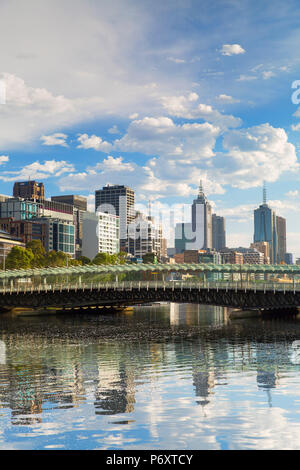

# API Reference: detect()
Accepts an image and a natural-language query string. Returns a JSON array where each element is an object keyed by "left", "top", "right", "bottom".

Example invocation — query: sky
[{"left": 1, "top": 0, "right": 300, "bottom": 256}]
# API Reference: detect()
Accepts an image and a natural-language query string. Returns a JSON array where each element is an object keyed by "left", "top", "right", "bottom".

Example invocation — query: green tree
[
  {"left": 93, "top": 252, "right": 111, "bottom": 265},
  {"left": 117, "top": 251, "right": 128, "bottom": 264},
  {"left": 142, "top": 252, "right": 157, "bottom": 264},
  {"left": 5, "top": 246, "right": 34, "bottom": 270},
  {"left": 44, "top": 250, "right": 67, "bottom": 267},
  {"left": 26, "top": 240, "right": 46, "bottom": 267},
  {"left": 78, "top": 255, "right": 91, "bottom": 265}
]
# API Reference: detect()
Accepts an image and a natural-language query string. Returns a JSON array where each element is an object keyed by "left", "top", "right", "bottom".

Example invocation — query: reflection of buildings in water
[
  {"left": 256, "top": 370, "right": 279, "bottom": 408},
  {"left": 3, "top": 369, "right": 43, "bottom": 425},
  {"left": 169, "top": 303, "right": 227, "bottom": 326},
  {"left": 0, "top": 340, "right": 6, "bottom": 365},
  {"left": 173, "top": 334, "right": 230, "bottom": 408},
  {"left": 255, "top": 343, "right": 280, "bottom": 391},
  {"left": 170, "top": 303, "right": 188, "bottom": 326},
  {"left": 257, "top": 370, "right": 279, "bottom": 389},
  {"left": 0, "top": 336, "right": 88, "bottom": 425},
  {"left": 193, "top": 369, "right": 215, "bottom": 406},
  {"left": 94, "top": 363, "right": 136, "bottom": 415}
]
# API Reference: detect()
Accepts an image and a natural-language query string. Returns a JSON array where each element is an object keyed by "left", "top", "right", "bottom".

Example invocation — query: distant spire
[
  {"left": 199, "top": 179, "right": 204, "bottom": 196},
  {"left": 263, "top": 181, "right": 267, "bottom": 204}
]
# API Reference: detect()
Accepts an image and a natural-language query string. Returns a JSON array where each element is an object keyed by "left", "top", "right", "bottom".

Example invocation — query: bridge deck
[{"left": 0, "top": 281, "right": 300, "bottom": 310}]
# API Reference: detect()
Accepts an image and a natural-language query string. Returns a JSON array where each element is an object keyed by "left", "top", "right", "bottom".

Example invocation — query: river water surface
[{"left": 0, "top": 303, "right": 300, "bottom": 450}]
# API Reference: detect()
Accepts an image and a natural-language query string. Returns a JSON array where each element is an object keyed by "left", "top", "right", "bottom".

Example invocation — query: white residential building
[{"left": 82, "top": 211, "right": 120, "bottom": 260}]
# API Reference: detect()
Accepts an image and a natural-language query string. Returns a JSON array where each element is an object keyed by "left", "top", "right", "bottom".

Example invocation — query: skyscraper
[
  {"left": 284, "top": 253, "right": 293, "bottom": 265},
  {"left": 175, "top": 222, "right": 193, "bottom": 253},
  {"left": 51, "top": 195, "right": 87, "bottom": 211},
  {"left": 95, "top": 185, "right": 135, "bottom": 249},
  {"left": 253, "top": 184, "right": 281, "bottom": 264},
  {"left": 191, "top": 181, "right": 212, "bottom": 250},
  {"left": 13, "top": 181, "right": 45, "bottom": 201},
  {"left": 276, "top": 216, "right": 287, "bottom": 263},
  {"left": 51, "top": 195, "right": 88, "bottom": 254},
  {"left": 212, "top": 214, "right": 226, "bottom": 251}
]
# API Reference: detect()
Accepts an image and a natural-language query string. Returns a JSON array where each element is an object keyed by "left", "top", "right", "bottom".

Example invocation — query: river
[{"left": 0, "top": 303, "right": 300, "bottom": 450}]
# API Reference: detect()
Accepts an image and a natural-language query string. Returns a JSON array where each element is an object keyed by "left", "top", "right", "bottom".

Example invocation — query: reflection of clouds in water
[
  {"left": 135, "top": 372, "right": 300, "bottom": 450},
  {"left": 290, "top": 341, "right": 300, "bottom": 365},
  {"left": 1, "top": 309, "right": 300, "bottom": 449},
  {"left": 0, "top": 340, "right": 5, "bottom": 365}
]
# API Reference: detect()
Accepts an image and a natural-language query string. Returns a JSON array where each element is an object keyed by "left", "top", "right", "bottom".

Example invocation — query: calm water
[{"left": 1, "top": 303, "right": 300, "bottom": 450}]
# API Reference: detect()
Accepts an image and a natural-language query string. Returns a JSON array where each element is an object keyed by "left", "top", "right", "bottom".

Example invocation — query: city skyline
[{"left": 0, "top": 177, "right": 290, "bottom": 261}]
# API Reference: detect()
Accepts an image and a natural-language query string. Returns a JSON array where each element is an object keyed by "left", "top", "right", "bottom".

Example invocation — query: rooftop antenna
[
  {"left": 199, "top": 179, "right": 204, "bottom": 196},
  {"left": 148, "top": 198, "right": 152, "bottom": 218},
  {"left": 263, "top": 181, "right": 267, "bottom": 204}
]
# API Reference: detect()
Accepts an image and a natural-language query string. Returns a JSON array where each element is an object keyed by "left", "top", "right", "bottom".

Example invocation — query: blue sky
[{"left": 1, "top": 0, "right": 300, "bottom": 255}]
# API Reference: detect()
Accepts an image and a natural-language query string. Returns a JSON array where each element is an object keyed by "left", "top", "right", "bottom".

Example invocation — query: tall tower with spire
[
  {"left": 191, "top": 180, "right": 212, "bottom": 250},
  {"left": 254, "top": 182, "right": 279, "bottom": 263},
  {"left": 263, "top": 180, "right": 267, "bottom": 205}
]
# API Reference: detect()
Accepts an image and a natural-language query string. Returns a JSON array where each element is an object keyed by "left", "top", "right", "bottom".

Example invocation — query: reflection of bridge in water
[{"left": 1, "top": 262, "right": 300, "bottom": 310}]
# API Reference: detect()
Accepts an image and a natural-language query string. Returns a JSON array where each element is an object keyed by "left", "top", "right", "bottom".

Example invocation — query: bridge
[{"left": 0, "top": 262, "right": 300, "bottom": 311}]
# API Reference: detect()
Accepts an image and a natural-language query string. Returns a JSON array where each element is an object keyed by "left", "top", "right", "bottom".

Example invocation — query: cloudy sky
[{"left": 1, "top": 0, "right": 300, "bottom": 255}]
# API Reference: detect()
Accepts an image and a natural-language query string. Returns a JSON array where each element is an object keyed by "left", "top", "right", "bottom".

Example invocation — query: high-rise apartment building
[
  {"left": 276, "top": 216, "right": 286, "bottom": 263},
  {"left": 243, "top": 249, "right": 264, "bottom": 265},
  {"left": 161, "top": 238, "right": 168, "bottom": 258},
  {"left": 33, "top": 217, "right": 76, "bottom": 257},
  {"left": 82, "top": 212, "right": 120, "bottom": 260},
  {"left": 127, "top": 213, "right": 162, "bottom": 259},
  {"left": 250, "top": 241, "right": 270, "bottom": 264},
  {"left": 212, "top": 214, "right": 226, "bottom": 251},
  {"left": 191, "top": 181, "right": 212, "bottom": 250},
  {"left": 220, "top": 249, "right": 244, "bottom": 264},
  {"left": 95, "top": 185, "right": 135, "bottom": 247},
  {"left": 51, "top": 195, "right": 88, "bottom": 254},
  {"left": 13, "top": 181, "right": 45, "bottom": 201}
]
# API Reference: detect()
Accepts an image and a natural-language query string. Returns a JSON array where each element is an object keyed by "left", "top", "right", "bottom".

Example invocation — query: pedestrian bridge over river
[{"left": 1, "top": 262, "right": 300, "bottom": 311}]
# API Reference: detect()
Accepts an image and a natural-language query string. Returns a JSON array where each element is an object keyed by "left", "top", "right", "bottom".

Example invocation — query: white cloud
[
  {"left": 0, "top": 73, "right": 108, "bottom": 149},
  {"left": 129, "top": 113, "right": 139, "bottom": 120},
  {"left": 220, "top": 44, "right": 245, "bottom": 56},
  {"left": 216, "top": 94, "right": 240, "bottom": 104},
  {"left": 262, "top": 71, "right": 275, "bottom": 80},
  {"left": 91, "top": 155, "right": 135, "bottom": 173},
  {"left": 236, "top": 74, "right": 257, "bottom": 81},
  {"left": 167, "top": 57, "right": 186, "bottom": 64},
  {"left": 285, "top": 190, "right": 299, "bottom": 198},
  {"left": 215, "top": 123, "right": 299, "bottom": 188},
  {"left": 0, "top": 155, "right": 9, "bottom": 165},
  {"left": 114, "top": 116, "right": 220, "bottom": 159},
  {"left": 291, "top": 123, "right": 300, "bottom": 131},
  {"left": 40, "top": 133, "right": 68, "bottom": 147},
  {"left": 59, "top": 122, "right": 298, "bottom": 202},
  {"left": 0, "top": 159, "right": 75, "bottom": 182},
  {"left": 161, "top": 93, "right": 242, "bottom": 129},
  {"left": 219, "top": 204, "right": 254, "bottom": 223},
  {"left": 108, "top": 125, "right": 121, "bottom": 135},
  {"left": 77, "top": 133, "right": 113, "bottom": 152}
]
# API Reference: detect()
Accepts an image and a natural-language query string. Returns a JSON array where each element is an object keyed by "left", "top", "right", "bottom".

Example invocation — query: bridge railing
[{"left": 1, "top": 280, "right": 300, "bottom": 294}]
